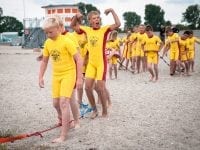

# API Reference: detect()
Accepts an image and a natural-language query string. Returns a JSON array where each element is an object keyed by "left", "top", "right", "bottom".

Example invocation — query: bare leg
[
  {"left": 105, "top": 87, "right": 111, "bottom": 109},
  {"left": 53, "top": 98, "right": 62, "bottom": 125},
  {"left": 176, "top": 60, "right": 181, "bottom": 76},
  {"left": 141, "top": 56, "right": 147, "bottom": 72},
  {"left": 96, "top": 80, "right": 108, "bottom": 118},
  {"left": 131, "top": 57, "right": 136, "bottom": 72},
  {"left": 154, "top": 64, "right": 158, "bottom": 81},
  {"left": 125, "top": 59, "right": 129, "bottom": 70},
  {"left": 70, "top": 91, "right": 80, "bottom": 129},
  {"left": 136, "top": 56, "right": 141, "bottom": 73},
  {"left": 184, "top": 61, "right": 190, "bottom": 76},
  {"left": 109, "top": 63, "right": 113, "bottom": 79},
  {"left": 85, "top": 78, "right": 98, "bottom": 119},
  {"left": 170, "top": 60, "right": 175, "bottom": 75},
  {"left": 147, "top": 63, "right": 154, "bottom": 81},
  {"left": 77, "top": 78, "right": 84, "bottom": 105},
  {"left": 191, "top": 59, "right": 195, "bottom": 72},
  {"left": 118, "top": 58, "right": 125, "bottom": 70},
  {"left": 52, "top": 97, "right": 70, "bottom": 143},
  {"left": 114, "top": 64, "right": 117, "bottom": 79}
]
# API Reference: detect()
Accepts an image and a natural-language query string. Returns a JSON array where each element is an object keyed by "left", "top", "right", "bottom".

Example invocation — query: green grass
[{"left": 0, "top": 129, "right": 17, "bottom": 138}]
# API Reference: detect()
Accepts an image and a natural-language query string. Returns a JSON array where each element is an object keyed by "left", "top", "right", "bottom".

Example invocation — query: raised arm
[
  {"left": 70, "top": 13, "right": 83, "bottom": 33},
  {"left": 104, "top": 8, "right": 121, "bottom": 30}
]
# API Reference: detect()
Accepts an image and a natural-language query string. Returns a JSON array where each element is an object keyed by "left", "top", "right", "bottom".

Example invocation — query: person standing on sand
[
  {"left": 162, "top": 27, "right": 180, "bottom": 76},
  {"left": 39, "top": 16, "right": 83, "bottom": 143},
  {"left": 142, "top": 25, "right": 163, "bottom": 82},
  {"left": 70, "top": 8, "right": 121, "bottom": 119}
]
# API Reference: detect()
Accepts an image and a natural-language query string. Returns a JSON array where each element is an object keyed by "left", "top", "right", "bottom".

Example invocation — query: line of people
[
  {"left": 38, "top": 8, "right": 120, "bottom": 143},
  {"left": 112, "top": 25, "right": 200, "bottom": 81}
]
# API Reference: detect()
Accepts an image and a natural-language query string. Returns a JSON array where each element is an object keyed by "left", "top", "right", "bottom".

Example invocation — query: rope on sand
[{"left": 0, "top": 109, "right": 92, "bottom": 144}]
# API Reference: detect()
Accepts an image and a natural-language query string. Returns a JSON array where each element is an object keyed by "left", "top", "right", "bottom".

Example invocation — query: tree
[
  {"left": 0, "top": 7, "right": 3, "bottom": 17},
  {"left": 123, "top": 11, "right": 141, "bottom": 31},
  {"left": 144, "top": 4, "right": 165, "bottom": 31},
  {"left": 182, "top": 4, "right": 200, "bottom": 29},
  {"left": 165, "top": 20, "right": 172, "bottom": 26},
  {"left": 77, "top": 2, "right": 99, "bottom": 25},
  {"left": 0, "top": 16, "right": 23, "bottom": 35}
]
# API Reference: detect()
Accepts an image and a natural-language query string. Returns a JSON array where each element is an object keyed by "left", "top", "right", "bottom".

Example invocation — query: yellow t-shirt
[
  {"left": 143, "top": 35, "right": 161, "bottom": 51},
  {"left": 179, "top": 38, "right": 187, "bottom": 53},
  {"left": 106, "top": 39, "right": 120, "bottom": 50},
  {"left": 135, "top": 32, "right": 148, "bottom": 51},
  {"left": 43, "top": 34, "right": 77, "bottom": 76},
  {"left": 166, "top": 33, "right": 179, "bottom": 51},
  {"left": 80, "top": 25, "right": 111, "bottom": 65},
  {"left": 64, "top": 32, "right": 79, "bottom": 48},
  {"left": 186, "top": 37, "right": 200, "bottom": 51},
  {"left": 72, "top": 31, "right": 87, "bottom": 49}
]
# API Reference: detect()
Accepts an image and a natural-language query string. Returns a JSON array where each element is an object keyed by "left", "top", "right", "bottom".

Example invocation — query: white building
[{"left": 42, "top": 4, "right": 79, "bottom": 27}]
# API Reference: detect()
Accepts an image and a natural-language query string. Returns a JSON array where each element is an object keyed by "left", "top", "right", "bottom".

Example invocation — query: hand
[
  {"left": 76, "top": 13, "right": 83, "bottom": 20},
  {"left": 39, "top": 78, "right": 44, "bottom": 88},
  {"left": 104, "top": 8, "right": 113, "bottom": 15}
]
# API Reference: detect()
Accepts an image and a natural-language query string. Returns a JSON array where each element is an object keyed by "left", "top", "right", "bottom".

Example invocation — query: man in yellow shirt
[
  {"left": 70, "top": 8, "right": 121, "bottom": 119},
  {"left": 135, "top": 24, "right": 148, "bottom": 73},
  {"left": 162, "top": 27, "right": 180, "bottom": 75},
  {"left": 39, "top": 16, "right": 83, "bottom": 143},
  {"left": 106, "top": 30, "right": 120, "bottom": 79},
  {"left": 130, "top": 25, "right": 138, "bottom": 73},
  {"left": 186, "top": 30, "right": 200, "bottom": 72},
  {"left": 142, "top": 25, "right": 163, "bottom": 81},
  {"left": 179, "top": 31, "right": 190, "bottom": 76}
]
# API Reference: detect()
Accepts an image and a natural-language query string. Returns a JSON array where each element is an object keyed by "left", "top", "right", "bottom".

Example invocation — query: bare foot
[
  {"left": 153, "top": 77, "right": 158, "bottom": 82},
  {"left": 52, "top": 136, "right": 66, "bottom": 143},
  {"left": 101, "top": 113, "right": 109, "bottom": 120},
  {"left": 74, "top": 120, "right": 81, "bottom": 129},
  {"left": 149, "top": 76, "right": 154, "bottom": 82},
  {"left": 90, "top": 111, "right": 98, "bottom": 119},
  {"left": 56, "top": 117, "right": 62, "bottom": 126},
  {"left": 107, "top": 103, "right": 112, "bottom": 109}
]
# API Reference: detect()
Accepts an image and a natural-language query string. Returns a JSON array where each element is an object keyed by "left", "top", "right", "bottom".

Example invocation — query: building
[
  {"left": 42, "top": 4, "right": 79, "bottom": 27},
  {"left": 22, "top": 4, "right": 79, "bottom": 48}
]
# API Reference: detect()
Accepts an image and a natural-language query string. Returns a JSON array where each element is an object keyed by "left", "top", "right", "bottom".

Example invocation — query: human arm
[
  {"left": 38, "top": 56, "right": 49, "bottom": 88},
  {"left": 104, "top": 8, "right": 121, "bottom": 30},
  {"left": 161, "top": 43, "right": 170, "bottom": 58},
  {"left": 74, "top": 52, "right": 83, "bottom": 89},
  {"left": 70, "top": 13, "right": 83, "bottom": 33},
  {"left": 195, "top": 37, "right": 200, "bottom": 44}
]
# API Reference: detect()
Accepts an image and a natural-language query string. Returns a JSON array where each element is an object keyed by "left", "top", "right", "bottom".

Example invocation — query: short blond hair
[
  {"left": 87, "top": 10, "right": 100, "bottom": 21},
  {"left": 43, "top": 15, "right": 63, "bottom": 30}
]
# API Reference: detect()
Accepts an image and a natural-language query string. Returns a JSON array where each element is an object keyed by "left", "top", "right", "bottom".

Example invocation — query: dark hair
[
  {"left": 172, "top": 27, "right": 179, "bottom": 33},
  {"left": 145, "top": 25, "right": 153, "bottom": 31},
  {"left": 183, "top": 30, "right": 190, "bottom": 35}
]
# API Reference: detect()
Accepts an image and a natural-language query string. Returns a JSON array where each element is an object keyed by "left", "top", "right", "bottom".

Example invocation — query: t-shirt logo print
[
  {"left": 51, "top": 49, "right": 61, "bottom": 62},
  {"left": 90, "top": 36, "right": 98, "bottom": 47}
]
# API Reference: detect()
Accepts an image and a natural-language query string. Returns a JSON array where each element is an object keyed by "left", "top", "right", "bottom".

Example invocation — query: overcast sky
[{"left": 1, "top": 0, "right": 200, "bottom": 28}]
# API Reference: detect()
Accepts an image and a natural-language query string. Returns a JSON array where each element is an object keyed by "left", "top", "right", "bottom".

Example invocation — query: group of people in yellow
[
  {"left": 38, "top": 8, "right": 120, "bottom": 143},
  {"left": 37, "top": 7, "right": 199, "bottom": 143},
  {"left": 116, "top": 24, "right": 200, "bottom": 81}
]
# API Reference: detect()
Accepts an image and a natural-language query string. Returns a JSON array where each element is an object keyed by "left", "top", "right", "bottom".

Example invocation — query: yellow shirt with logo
[
  {"left": 43, "top": 34, "right": 77, "bottom": 76},
  {"left": 80, "top": 25, "right": 111, "bottom": 66}
]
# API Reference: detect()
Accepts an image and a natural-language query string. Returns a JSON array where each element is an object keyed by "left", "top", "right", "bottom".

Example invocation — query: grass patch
[
  {"left": 0, "top": 129, "right": 17, "bottom": 138},
  {"left": 0, "top": 144, "right": 7, "bottom": 150}
]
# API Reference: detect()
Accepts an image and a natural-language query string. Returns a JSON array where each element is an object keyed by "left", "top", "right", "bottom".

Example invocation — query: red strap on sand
[{"left": 0, "top": 120, "right": 74, "bottom": 144}]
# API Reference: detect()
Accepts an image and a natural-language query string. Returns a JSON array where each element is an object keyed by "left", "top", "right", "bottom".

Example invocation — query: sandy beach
[{"left": 0, "top": 45, "right": 200, "bottom": 150}]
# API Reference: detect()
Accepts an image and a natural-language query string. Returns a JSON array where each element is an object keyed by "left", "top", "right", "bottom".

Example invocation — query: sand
[{"left": 0, "top": 45, "right": 200, "bottom": 150}]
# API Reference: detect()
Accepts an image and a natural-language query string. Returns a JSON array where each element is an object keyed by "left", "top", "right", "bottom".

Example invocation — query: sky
[{"left": 0, "top": 0, "right": 200, "bottom": 28}]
